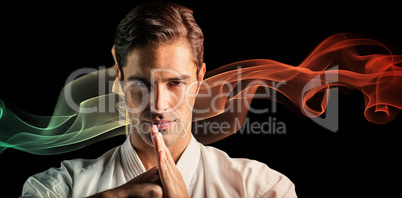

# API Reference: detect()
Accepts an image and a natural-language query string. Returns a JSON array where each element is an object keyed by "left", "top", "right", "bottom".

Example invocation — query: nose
[{"left": 149, "top": 85, "right": 170, "bottom": 113}]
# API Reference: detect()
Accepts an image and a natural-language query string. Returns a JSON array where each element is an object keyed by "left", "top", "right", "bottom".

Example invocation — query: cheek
[
  {"left": 177, "top": 86, "right": 198, "bottom": 114},
  {"left": 125, "top": 89, "right": 149, "bottom": 113},
  {"left": 185, "top": 84, "right": 199, "bottom": 107},
  {"left": 125, "top": 92, "right": 141, "bottom": 107}
]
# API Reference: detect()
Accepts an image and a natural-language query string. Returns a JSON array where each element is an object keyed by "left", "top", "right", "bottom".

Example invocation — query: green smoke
[{"left": 0, "top": 67, "right": 127, "bottom": 155}]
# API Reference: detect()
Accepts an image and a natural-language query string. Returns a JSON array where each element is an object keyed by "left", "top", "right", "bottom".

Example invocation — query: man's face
[{"left": 121, "top": 39, "right": 203, "bottom": 147}]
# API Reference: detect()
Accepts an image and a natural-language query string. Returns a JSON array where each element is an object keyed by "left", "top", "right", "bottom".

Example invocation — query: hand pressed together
[
  {"left": 89, "top": 125, "right": 188, "bottom": 198},
  {"left": 151, "top": 125, "right": 189, "bottom": 198}
]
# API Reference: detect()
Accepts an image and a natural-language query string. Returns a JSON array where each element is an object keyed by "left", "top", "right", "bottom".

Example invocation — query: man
[{"left": 22, "top": 2, "right": 296, "bottom": 197}]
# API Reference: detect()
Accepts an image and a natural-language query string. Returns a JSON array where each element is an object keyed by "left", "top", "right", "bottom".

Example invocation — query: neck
[{"left": 130, "top": 132, "right": 192, "bottom": 171}]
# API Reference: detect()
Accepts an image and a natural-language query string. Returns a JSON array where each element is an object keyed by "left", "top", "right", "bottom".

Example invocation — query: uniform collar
[{"left": 120, "top": 134, "right": 201, "bottom": 187}]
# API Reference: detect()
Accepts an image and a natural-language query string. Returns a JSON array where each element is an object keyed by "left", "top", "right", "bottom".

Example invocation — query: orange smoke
[{"left": 193, "top": 33, "right": 402, "bottom": 143}]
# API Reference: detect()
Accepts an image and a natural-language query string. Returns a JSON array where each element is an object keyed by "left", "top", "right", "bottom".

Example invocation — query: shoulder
[
  {"left": 53, "top": 145, "right": 121, "bottom": 179},
  {"left": 200, "top": 145, "right": 297, "bottom": 198},
  {"left": 22, "top": 146, "right": 121, "bottom": 197}
]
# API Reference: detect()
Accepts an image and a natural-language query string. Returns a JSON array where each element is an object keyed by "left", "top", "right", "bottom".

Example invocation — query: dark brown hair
[{"left": 114, "top": 1, "right": 204, "bottom": 78}]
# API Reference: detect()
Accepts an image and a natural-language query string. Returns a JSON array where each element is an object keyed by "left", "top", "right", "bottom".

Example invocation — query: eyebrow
[
  {"left": 165, "top": 75, "right": 191, "bottom": 81},
  {"left": 127, "top": 74, "right": 191, "bottom": 83},
  {"left": 127, "top": 75, "right": 149, "bottom": 83}
]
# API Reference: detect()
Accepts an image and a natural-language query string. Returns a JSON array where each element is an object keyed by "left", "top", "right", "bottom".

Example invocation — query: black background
[{"left": 0, "top": 1, "right": 401, "bottom": 197}]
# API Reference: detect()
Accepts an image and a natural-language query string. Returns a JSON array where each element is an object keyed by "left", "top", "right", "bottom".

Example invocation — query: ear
[
  {"left": 196, "top": 63, "right": 206, "bottom": 93},
  {"left": 111, "top": 45, "right": 117, "bottom": 65},
  {"left": 116, "top": 64, "right": 122, "bottom": 81},
  {"left": 198, "top": 63, "right": 206, "bottom": 82},
  {"left": 112, "top": 45, "right": 123, "bottom": 81}
]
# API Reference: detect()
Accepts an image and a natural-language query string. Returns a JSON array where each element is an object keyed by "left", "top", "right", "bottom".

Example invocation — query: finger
[
  {"left": 151, "top": 126, "right": 176, "bottom": 173},
  {"left": 158, "top": 150, "right": 166, "bottom": 172},
  {"left": 156, "top": 133, "right": 175, "bottom": 165},
  {"left": 157, "top": 149, "right": 173, "bottom": 187},
  {"left": 154, "top": 136, "right": 172, "bottom": 179},
  {"left": 153, "top": 128, "right": 167, "bottom": 160},
  {"left": 151, "top": 125, "right": 161, "bottom": 160},
  {"left": 151, "top": 126, "right": 172, "bottom": 173},
  {"left": 155, "top": 131, "right": 166, "bottom": 151},
  {"left": 151, "top": 125, "right": 158, "bottom": 146}
]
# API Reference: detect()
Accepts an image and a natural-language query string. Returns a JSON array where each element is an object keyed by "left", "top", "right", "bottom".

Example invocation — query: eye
[
  {"left": 133, "top": 81, "right": 146, "bottom": 87},
  {"left": 128, "top": 80, "right": 148, "bottom": 89},
  {"left": 168, "top": 81, "right": 184, "bottom": 87}
]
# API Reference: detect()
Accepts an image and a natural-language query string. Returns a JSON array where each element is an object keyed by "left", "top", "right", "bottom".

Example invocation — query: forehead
[{"left": 124, "top": 40, "right": 197, "bottom": 80}]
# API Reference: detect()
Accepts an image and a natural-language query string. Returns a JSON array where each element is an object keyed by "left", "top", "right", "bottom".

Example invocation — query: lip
[{"left": 143, "top": 120, "right": 175, "bottom": 129}]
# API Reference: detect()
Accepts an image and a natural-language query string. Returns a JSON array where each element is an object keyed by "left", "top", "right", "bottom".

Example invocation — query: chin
[{"left": 159, "top": 132, "right": 176, "bottom": 147}]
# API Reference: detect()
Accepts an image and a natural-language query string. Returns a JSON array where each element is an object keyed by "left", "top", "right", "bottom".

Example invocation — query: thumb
[{"left": 132, "top": 166, "right": 159, "bottom": 183}]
